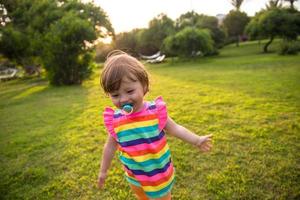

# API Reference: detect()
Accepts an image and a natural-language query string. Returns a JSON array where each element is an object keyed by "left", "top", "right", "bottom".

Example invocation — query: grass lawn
[{"left": 1, "top": 41, "right": 299, "bottom": 199}]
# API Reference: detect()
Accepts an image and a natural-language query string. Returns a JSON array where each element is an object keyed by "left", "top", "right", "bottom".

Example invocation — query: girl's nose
[{"left": 119, "top": 94, "right": 129, "bottom": 105}]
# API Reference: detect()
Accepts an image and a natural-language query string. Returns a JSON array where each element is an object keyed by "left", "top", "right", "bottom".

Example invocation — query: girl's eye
[
  {"left": 111, "top": 94, "right": 119, "bottom": 98},
  {"left": 127, "top": 90, "right": 134, "bottom": 94}
]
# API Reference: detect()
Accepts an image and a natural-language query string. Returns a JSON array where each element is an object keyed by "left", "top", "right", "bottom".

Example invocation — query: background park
[{"left": 0, "top": 0, "right": 300, "bottom": 199}]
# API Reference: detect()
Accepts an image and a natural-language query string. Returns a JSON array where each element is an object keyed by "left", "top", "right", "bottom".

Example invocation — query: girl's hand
[
  {"left": 97, "top": 172, "right": 107, "bottom": 189},
  {"left": 195, "top": 134, "right": 213, "bottom": 152}
]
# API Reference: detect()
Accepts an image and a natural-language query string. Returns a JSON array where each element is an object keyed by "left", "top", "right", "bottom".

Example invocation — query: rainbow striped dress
[{"left": 103, "top": 96, "right": 175, "bottom": 198}]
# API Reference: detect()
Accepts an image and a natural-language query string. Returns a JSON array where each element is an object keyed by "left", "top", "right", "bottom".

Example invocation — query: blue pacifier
[{"left": 122, "top": 104, "right": 133, "bottom": 115}]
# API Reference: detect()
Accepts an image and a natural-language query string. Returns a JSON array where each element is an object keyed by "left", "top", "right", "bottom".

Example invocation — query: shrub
[
  {"left": 1, "top": 0, "right": 113, "bottom": 85},
  {"left": 278, "top": 40, "right": 300, "bottom": 55},
  {"left": 162, "top": 27, "right": 215, "bottom": 57},
  {"left": 42, "top": 12, "right": 95, "bottom": 85}
]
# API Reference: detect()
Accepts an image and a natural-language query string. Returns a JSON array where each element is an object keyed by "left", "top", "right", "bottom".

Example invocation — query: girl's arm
[
  {"left": 164, "top": 116, "right": 213, "bottom": 152},
  {"left": 98, "top": 135, "right": 118, "bottom": 188}
]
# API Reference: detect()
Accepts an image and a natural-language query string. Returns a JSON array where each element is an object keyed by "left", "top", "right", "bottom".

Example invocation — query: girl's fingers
[
  {"left": 197, "top": 135, "right": 212, "bottom": 145},
  {"left": 206, "top": 134, "right": 213, "bottom": 139},
  {"left": 199, "top": 142, "right": 213, "bottom": 152},
  {"left": 196, "top": 135, "right": 213, "bottom": 152},
  {"left": 203, "top": 140, "right": 212, "bottom": 146},
  {"left": 203, "top": 135, "right": 213, "bottom": 143},
  {"left": 97, "top": 176, "right": 106, "bottom": 189}
]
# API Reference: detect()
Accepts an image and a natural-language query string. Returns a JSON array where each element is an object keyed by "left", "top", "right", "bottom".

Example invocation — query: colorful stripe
[
  {"left": 110, "top": 99, "right": 174, "bottom": 198},
  {"left": 118, "top": 131, "right": 164, "bottom": 147},
  {"left": 113, "top": 114, "right": 157, "bottom": 128},
  {"left": 118, "top": 129, "right": 159, "bottom": 143},
  {"left": 146, "top": 178, "right": 175, "bottom": 198},
  {"left": 121, "top": 138, "right": 167, "bottom": 157},
  {"left": 120, "top": 150, "right": 171, "bottom": 170},
  {"left": 115, "top": 118, "right": 158, "bottom": 133},
  {"left": 121, "top": 137, "right": 166, "bottom": 152},
  {"left": 124, "top": 159, "right": 172, "bottom": 176},
  {"left": 121, "top": 144, "right": 170, "bottom": 162}
]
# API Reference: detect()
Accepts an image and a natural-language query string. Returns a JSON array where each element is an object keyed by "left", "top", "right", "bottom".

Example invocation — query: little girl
[{"left": 98, "top": 50, "right": 212, "bottom": 200}]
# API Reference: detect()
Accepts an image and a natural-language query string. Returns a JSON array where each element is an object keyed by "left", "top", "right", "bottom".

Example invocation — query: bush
[
  {"left": 278, "top": 40, "right": 300, "bottom": 55},
  {"left": 162, "top": 27, "right": 216, "bottom": 57},
  {"left": 1, "top": 0, "right": 113, "bottom": 86},
  {"left": 0, "top": 26, "right": 29, "bottom": 64},
  {"left": 42, "top": 12, "right": 95, "bottom": 85}
]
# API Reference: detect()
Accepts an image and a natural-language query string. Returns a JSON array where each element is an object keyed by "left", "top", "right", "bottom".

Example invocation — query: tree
[
  {"left": 284, "top": 0, "right": 298, "bottom": 9},
  {"left": 266, "top": 0, "right": 282, "bottom": 9},
  {"left": 196, "top": 15, "right": 226, "bottom": 48},
  {"left": 137, "top": 13, "right": 175, "bottom": 55},
  {"left": 230, "top": 0, "right": 244, "bottom": 11},
  {"left": 163, "top": 27, "right": 215, "bottom": 57},
  {"left": 0, "top": 26, "right": 29, "bottom": 63},
  {"left": 245, "top": 12, "right": 263, "bottom": 41},
  {"left": 223, "top": 10, "right": 250, "bottom": 46},
  {"left": 0, "top": 3, "right": 9, "bottom": 26},
  {"left": 176, "top": 12, "right": 226, "bottom": 48},
  {"left": 0, "top": 0, "right": 52, "bottom": 65},
  {"left": 114, "top": 29, "right": 141, "bottom": 56},
  {"left": 175, "top": 11, "right": 199, "bottom": 30},
  {"left": 246, "top": 8, "right": 300, "bottom": 53},
  {"left": 42, "top": 11, "right": 96, "bottom": 85},
  {"left": 0, "top": 0, "right": 113, "bottom": 85}
]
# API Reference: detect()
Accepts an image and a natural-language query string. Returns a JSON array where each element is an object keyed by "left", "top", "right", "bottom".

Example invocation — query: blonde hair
[{"left": 100, "top": 50, "right": 149, "bottom": 94}]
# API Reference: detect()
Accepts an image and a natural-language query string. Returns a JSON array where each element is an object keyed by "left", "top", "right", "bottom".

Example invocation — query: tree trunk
[{"left": 263, "top": 36, "right": 274, "bottom": 53}]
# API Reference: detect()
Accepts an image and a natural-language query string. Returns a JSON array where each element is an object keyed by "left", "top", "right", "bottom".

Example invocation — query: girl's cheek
[{"left": 112, "top": 99, "right": 119, "bottom": 107}]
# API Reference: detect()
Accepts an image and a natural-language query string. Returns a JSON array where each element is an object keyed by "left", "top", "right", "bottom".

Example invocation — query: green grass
[{"left": 1, "top": 41, "right": 300, "bottom": 199}]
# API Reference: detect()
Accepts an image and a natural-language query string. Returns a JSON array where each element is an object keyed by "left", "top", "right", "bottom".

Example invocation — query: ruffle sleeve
[
  {"left": 155, "top": 96, "right": 168, "bottom": 131},
  {"left": 103, "top": 107, "right": 117, "bottom": 139}
]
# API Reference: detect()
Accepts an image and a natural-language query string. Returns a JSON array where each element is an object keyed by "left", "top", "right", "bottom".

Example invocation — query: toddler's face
[{"left": 109, "top": 76, "right": 146, "bottom": 113}]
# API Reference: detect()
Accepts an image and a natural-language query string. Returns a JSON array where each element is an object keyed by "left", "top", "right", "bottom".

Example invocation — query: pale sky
[{"left": 94, "top": 0, "right": 300, "bottom": 33}]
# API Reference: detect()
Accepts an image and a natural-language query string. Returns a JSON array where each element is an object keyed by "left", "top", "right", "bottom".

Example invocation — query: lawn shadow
[{"left": 0, "top": 78, "right": 47, "bottom": 103}]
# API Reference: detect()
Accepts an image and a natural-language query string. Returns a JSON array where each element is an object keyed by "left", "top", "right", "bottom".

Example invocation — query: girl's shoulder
[
  {"left": 143, "top": 96, "right": 167, "bottom": 131},
  {"left": 144, "top": 96, "right": 166, "bottom": 113},
  {"left": 102, "top": 96, "right": 168, "bottom": 125},
  {"left": 102, "top": 96, "right": 168, "bottom": 138},
  {"left": 103, "top": 96, "right": 167, "bottom": 116}
]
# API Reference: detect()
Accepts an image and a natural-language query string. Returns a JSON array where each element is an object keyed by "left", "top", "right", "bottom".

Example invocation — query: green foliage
[
  {"left": 112, "top": 14, "right": 175, "bottom": 55},
  {"left": 137, "top": 14, "right": 175, "bottom": 55},
  {"left": 245, "top": 13, "right": 263, "bottom": 41},
  {"left": 223, "top": 10, "right": 250, "bottom": 46},
  {"left": 0, "top": 25, "right": 29, "bottom": 63},
  {"left": 176, "top": 12, "right": 226, "bottom": 48},
  {"left": 260, "top": 8, "right": 299, "bottom": 39},
  {"left": 176, "top": 11, "right": 199, "bottom": 29},
  {"left": 163, "top": 27, "right": 215, "bottom": 57},
  {"left": 0, "top": 0, "right": 113, "bottom": 85},
  {"left": 283, "top": 0, "right": 298, "bottom": 9},
  {"left": 114, "top": 29, "right": 141, "bottom": 56},
  {"left": 246, "top": 8, "right": 300, "bottom": 52},
  {"left": 196, "top": 15, "right": 226, "bottom": 48},
  {"left": 230, "top": 0, "right": 244, "bottom": 10},
  {"left": 42, "top": 11, "right": 95, "bottom": 85},
  {"left": 278, "top": 40, "right": 300, "bottom": 55},
  {"left": 266, "top": 0, "right": 282, "bottom": 9}
]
